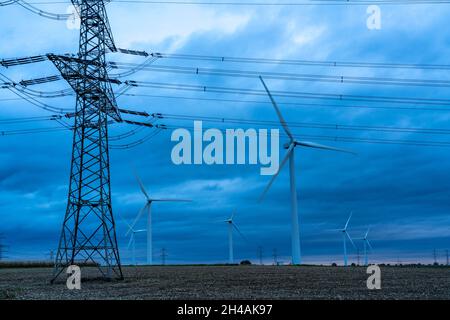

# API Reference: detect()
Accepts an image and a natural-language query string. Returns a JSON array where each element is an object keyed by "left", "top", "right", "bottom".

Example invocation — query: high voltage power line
[
  {"left": 4, "top": 112, "right": 450, "bottom": 135},
  {"left": 124, "top": 80, "right": 450, "bottom": 106},
  {"left": 0, "top": 126, "right": 67, "bottom": 136},
  {"left": 7, "top": 0, "right": 450, "bottom": 6},
  {"left": 4, "top": 51, "right": 450, "bottom": 71},
  {"left": 2, "top": 3, "right": 450, "bottom": 148},
  {"left": 4, "top": 0, "right": 450, "bottom": 29},
  {"left": 4, "top": 89, "right": 450, "bottom": 113},
  {"left": 111, "top": 63, "right": 450, "bottom": 87},
  {"left": 122, "top": 93, "right": 450, "bottom": 112},
  {"left": 151, "top": 53, "right": 450, "bottom": 70},
  {"left": 3, "top": 112, "right": 450, "bottom": 148},
  {"left": 162, "top": 124, "right": 450, "bottom": 147},
  {"left": 158, "top": 113, "right": 450, "bottom": 135}
]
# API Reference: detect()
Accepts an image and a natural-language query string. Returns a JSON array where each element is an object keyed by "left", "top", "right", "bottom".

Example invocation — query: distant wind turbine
[
  {"left": 223, "top": 210, "right": 246, "bottom": 264},
  {"left": 128, "top": 173, "right": 192, "bottom": 265},
  {"left": 356, "top": 228, "right": 373, "bottom": 266},
  {"left": 340, "top": 212, "right": 356, "bottom": 267},
  {"left": 258, "top": 76, "right": 355, "bottom": 265},
  {"left": 127, "top": 227, "right": 146, "bottom": 266},
  {"left": 118, "top": 212, "right": 146, "bottom": 266}
]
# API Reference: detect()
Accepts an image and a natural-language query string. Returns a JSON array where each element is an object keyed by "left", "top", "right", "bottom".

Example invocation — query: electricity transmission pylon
[
  {"left": 0, "top": 0, "right": 162, "bottom": 282},
  {"left": 50, "top": 0, "right": 124, "bottom": 282}
]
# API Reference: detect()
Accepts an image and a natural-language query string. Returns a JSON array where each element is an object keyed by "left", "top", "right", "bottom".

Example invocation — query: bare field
[{"left": 0, "top": 266, "right": 449, "bottom": 300}]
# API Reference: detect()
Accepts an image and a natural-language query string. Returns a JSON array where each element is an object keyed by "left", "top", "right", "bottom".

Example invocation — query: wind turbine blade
[
  {"left": 258, "top": 143, "right": 294, "bottom": 202},
  {"left": 230, "top": 209, "right": 236, "bottom": 220},
  {"left": 127, "top": 203, "right": 148, "bottom": 236},
  {"left": 366, "top": 239, "right": 373, "bottom": 251},
  {"left": 127, "top": 233, "right": 134, "bottom": 250},
  {"left": 134, "top": 171, "right": 150, "bottom": 201},
  {"left": 232, "top": 223, "right": 247, "bottom": 241},
  {"left": 365, "top": 227, "right": 370, "bottom": 239},
  {"left": 295, "top": 141, "right": 356, "bottom": 155},
  {"left": 344, "top": 212, "right": 353, "bottom": 230},
  {"left": 116, "top": 211, "right": 133, "bottom": 235},
  {"left": 346, "top": 232, "right": 356, "bottom": 249},
  {"left": 259, "top": 76, "right": 294, "bottom": 140}
]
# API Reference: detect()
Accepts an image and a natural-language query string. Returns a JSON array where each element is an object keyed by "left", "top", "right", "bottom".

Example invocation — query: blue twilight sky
[{"left": 1, "top": 1, "right": 450, "bottom": 265}]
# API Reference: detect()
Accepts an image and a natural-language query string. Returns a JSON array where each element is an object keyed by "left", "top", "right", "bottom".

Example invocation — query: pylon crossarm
[
  {"left": 0, "top": 55, "right": 48, "bottom": 68},
  {"left": 19, "top": 75, "right": 62, "bottom": 87},
  {"left": 48, "top": 55, "right": 122, "bottom": 122},
  {"left": 66, "top": 108, "right": 150, "bottom": 119},
  {"left": 118, "top": 108, "right": 150, "bottom": 117},
  {"left": 115, "top": 48, "right": 149, "bottom": 57}
]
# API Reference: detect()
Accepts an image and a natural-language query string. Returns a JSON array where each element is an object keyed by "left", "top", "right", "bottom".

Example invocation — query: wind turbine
[
  {"left": 340, "top": 212, "right": 356, "bottom": 267},
  {"left": 118, "top": 212, "right": 146, "bottom": 266},
  {"left": 258, "top": 76, "right": 355, "bottom": 265},
  {"left": 357, "top": 228, "right": 373, "bottom": 266},
  {"left": 223, "top": 210, "right": 245, "bottom": 264},
  {"left": 128, "top": 173, "right": 192, "bottom": 265},
  {"left": 127, "top": 226, "right": 146, "bottom": 266}
]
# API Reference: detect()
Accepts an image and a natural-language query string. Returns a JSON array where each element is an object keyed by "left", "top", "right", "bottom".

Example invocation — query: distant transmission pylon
[
  {"left": 0, "top": 234, "right": 6, "bottom": 261},
  {"left": 51, "top": 0, "right": 124, "bottom": 282},
  {"left": 257, "top": 246, "right": 263, "bottom": 265},
  {"left": 160, "top": 248, "right": 167, "bottom": 266}
]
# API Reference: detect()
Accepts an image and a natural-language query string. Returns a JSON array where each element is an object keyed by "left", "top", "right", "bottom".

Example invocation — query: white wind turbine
[
  {"left": 258, "top": 76, "right": 355, "bottom": 265},
  {"left": 223, "top": 210, "right": 246, "bottom": 264},
  {"left": 340, "top": 212, "right": 357, "bottom": 267},
  {"left": 128, "top": 174, "right": 192, "bottom": 265},
  {"left": 127, "top": 226, "right": 146, "bottom": 266},
  {"left": 118, "top": 213, "right": 146, "bottom": 266},
  {"left": 357, "top": 228, "right": 373, "bottom": 266}
]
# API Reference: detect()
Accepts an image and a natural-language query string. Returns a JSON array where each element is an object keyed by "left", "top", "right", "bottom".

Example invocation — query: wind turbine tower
[
  {"left": 223, "top": 211, "right": 245, "bottom": 264},
  {"left": 357, "top": 228, "right": 373, "bottom": 266},
  {"left": 340, "top": 212, "right": 356, "bottom": 267}
]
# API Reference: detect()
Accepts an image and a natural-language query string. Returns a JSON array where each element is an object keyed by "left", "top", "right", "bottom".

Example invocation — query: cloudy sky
[{"left": 1, "top": 1, "right": 450, "bottom": 266}]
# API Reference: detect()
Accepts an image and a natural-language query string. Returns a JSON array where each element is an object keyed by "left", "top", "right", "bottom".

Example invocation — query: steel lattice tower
[{"left": 51, "top": 0, "right": 124, "bottom": 282}]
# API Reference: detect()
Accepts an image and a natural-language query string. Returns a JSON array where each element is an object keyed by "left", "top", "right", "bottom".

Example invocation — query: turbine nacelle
[{"left": 129, "top": 171, "right": 193, "bottom": 234}]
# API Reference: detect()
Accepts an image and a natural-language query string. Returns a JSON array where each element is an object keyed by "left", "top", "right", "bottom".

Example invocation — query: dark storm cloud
[{"left": 1, "top": 4, "right": 450, "bottom": 264}]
